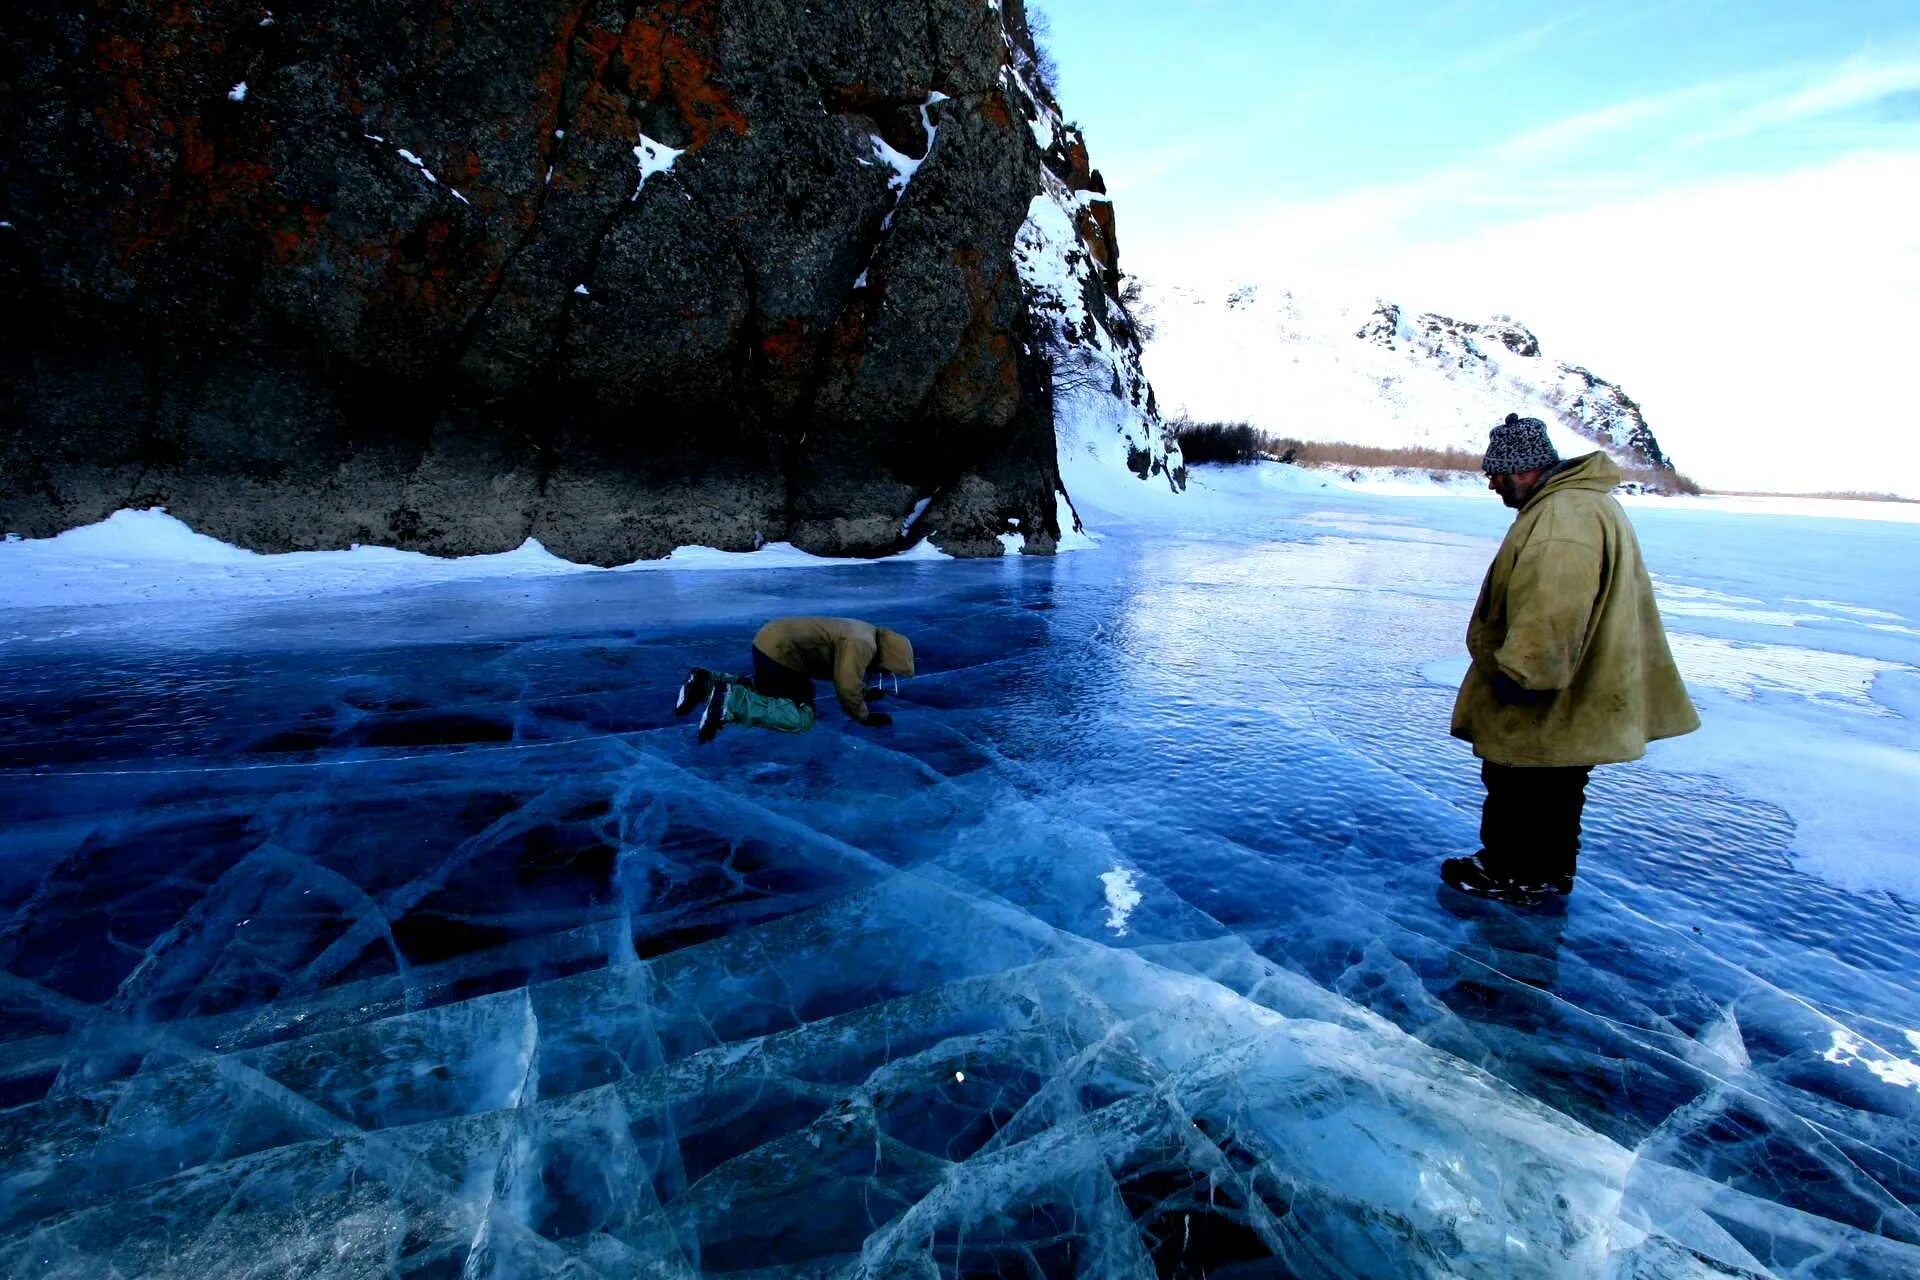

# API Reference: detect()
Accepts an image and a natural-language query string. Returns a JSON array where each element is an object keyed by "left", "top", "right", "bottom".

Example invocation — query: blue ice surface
[{"left": 2, "top": 485, "right": 1919, "bottom": 1277}]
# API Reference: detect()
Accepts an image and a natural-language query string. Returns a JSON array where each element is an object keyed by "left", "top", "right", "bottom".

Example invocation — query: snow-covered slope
[
  {"left": 1143, "top": 284, "right": 1675, "bottom": 471},
  {"left": 1000, "top": 35, "right": 1185, "bottom": 531}
]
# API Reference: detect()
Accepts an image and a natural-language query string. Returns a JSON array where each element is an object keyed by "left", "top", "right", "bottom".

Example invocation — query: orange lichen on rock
[
  {"left": 1074, "top": 201, "right": 1115, "bottom": 275},
  {"left": 758, "top": 318, "right": 810, "bottom": 365},
  {"left": 620, "top": 2, "right": 749, "bottom": 147},
  {"left": 1054, "top": 131, "right": 1093, "bottom": 188}
]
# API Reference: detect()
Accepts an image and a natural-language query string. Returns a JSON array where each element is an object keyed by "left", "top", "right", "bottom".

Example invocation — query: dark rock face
[{"left": 0, "top": 0, "right": 1123, "bottom": 560}]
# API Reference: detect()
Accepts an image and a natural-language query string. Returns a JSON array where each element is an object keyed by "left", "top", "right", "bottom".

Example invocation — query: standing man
[
  {"left": 675, "top": 616, "right": 915, "bottom": 743},
  {"left": 1444, "top": 414, "right": 1699, "bottom": 904}
]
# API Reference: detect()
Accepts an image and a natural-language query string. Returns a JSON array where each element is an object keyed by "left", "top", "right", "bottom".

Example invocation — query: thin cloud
[
  {"left": 1680, "top": 55, "right": 1920, "bottom": 148},
  {"left": 1138, "top": 46, "right": 1920, "bottom": 287},
  {"left": 1396, "top": 12, "right": 1590, "bottom": 94}
]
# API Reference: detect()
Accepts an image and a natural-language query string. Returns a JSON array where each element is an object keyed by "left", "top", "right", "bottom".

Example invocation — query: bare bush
[
  {"left": 1621, "top": 466, "right": 1701, "bottom": 495},
  {"left": 1709, "top": 488, "right": 1915, "bottom": 502},
  {"left": 1175, "top": 423, "right": 1702, "bottom": 494},
  {"left": 1273, "top": 439, "right": 1484, "bottom": 471},
  {"left": 1117, "top": 274, "right": 1155, "bottom": 343},
  {"left": 1016, "top": 6, "right": 1062, "bottom": 99},
  {"left": 1172, "top": 420, "right": 1288, "bottom": 465}
]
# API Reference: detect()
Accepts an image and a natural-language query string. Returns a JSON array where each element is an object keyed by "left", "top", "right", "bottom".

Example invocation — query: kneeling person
[{"left": 675, "top": 616, "right": 916, "bottom": 743}]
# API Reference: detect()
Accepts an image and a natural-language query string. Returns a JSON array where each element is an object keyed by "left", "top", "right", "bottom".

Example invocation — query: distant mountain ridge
[{"left": 1144, "top": 284, "right": 1678, "bottom": 473}]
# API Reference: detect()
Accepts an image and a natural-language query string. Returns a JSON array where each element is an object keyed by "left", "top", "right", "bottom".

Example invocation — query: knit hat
[{"left": 1481, "top": 413, "right": 1559, "bottom": 475}]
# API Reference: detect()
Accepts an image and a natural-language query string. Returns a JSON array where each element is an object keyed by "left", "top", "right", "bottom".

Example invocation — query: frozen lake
[{"left": 3, "top": 480, "right": 1918, "bottom": 1277}]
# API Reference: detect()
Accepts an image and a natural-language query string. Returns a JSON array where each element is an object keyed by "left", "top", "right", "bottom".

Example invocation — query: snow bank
[
  {"left": 0, "top": 509, "right": 953, "bottom": 610},
  {"left": 1620, "top": 491, "right": 1920, "bottom": 525}
]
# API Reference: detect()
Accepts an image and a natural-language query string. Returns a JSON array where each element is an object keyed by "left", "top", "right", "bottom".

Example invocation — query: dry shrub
[
  {"left": 1172, "top": 420, "right": 1283, "bottom": 465},
  {"left": 1175, "top": 421, "right": 1701, "bottom": 494},
  {"left": 1620, "top": 466, "right": 1701, "bottom": 495},
  {"left": 1274, "top": 438, "right": 1484, "bottom": 471},
  {"left": 1710, "top": 488, "right": 1916, "bottom": 503}
]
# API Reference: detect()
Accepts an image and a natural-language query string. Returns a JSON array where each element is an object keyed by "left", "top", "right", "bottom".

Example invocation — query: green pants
[{"left": 722, "top": 682, "right": 816, "bottom": 734}]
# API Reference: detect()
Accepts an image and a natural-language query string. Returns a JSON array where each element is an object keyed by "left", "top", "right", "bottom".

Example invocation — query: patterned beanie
[{"left": 1481, "top": 413, "right": 1560, "bottom": 475}]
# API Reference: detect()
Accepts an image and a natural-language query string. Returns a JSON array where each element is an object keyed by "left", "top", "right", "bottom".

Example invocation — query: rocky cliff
[{"left": 0, "top": 0, "right": 1174, "bottom": 561}]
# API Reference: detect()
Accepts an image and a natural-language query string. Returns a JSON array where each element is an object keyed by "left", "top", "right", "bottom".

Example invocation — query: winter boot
[
  {"left": 722, "top": 684, "right": 817, "bottom": 735},
  {"left": 676, "top": 667, "right": 745, "bottom": 717},
  {"left": 674, "top": 668, "right": 713, "bottom": 717},
  {"left": 1441, "top": 853, "right": 1553, "bottom": 907},
  {"left": 697, "top": 683, "right": 732, "bottom": 743}
]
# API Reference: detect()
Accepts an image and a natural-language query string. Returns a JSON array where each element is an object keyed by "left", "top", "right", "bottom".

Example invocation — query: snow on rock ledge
[{"left": 1000, "top": 25, "right": 1184, "bottom": 530}]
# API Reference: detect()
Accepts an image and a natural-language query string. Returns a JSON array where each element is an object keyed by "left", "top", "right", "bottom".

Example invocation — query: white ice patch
[
  {"left": 1667, "top": 632, "right": 1906, "bottom": 711},
  {"left": 632, "top": 133, "right": 683, "bottom": 198},
  {"left": 867, "top": 93, "right": 946, "bottom": 232},
  {"left": 1029, "top": 111, "right": 1053, "bottom": 152},
  {"left": 1822, "top": 1030, "right": 1920, "bottom": 1091},
  {"left": 1655, "top": 581, "right": 1912, "bottom": 630},
  {"left": 1698, "top": 1010, "right": 1751, "bottom": 1071},
  {"left": 396, "top": 148, "right": 437, "bottom": 183},
  {"left": 1789, "top": 598, "right": 1906, "bottom": 622},
  {"left": 1099, "top": 867, "right": 1142, "bottom": 936},
  {"left": 572, "top": 283, "right": 589, "bottom": 295},
  {"left": 1658, "top": 598, "right": 1827, "bottom": 628},
  {"left": 227, "top": 81, "right": 248, "bottom": 102}
]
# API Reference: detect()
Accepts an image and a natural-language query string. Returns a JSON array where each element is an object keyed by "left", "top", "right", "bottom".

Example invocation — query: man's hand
[
  {"left": 863, "top": 711, "right": 893, "bottom": 727},
  {"left": 1490, "top": 670, "right": 1552, "bottom": 707}
]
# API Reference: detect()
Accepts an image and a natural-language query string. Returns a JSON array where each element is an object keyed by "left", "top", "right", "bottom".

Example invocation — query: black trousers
[
  {"left": 1479, "top": 761, "right": 1593, "bottom": 882},
  {"left": 750, "top": 645, "right": 815, "bottom": 707}
]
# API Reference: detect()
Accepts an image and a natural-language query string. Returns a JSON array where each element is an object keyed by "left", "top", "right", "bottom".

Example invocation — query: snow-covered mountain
[{"left": 1142, "top": 283, "right": 1676, "bottom": 471}]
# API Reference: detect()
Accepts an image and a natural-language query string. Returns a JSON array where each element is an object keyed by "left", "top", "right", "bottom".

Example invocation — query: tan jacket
[
  {"left": 1452, "top": 453, "right": 1699, "bottom": 765},
  {"left": 753, "top": 616, "right": 916, "bottom": 723}
]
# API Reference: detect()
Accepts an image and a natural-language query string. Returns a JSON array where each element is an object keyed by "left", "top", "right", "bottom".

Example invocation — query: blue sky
[{"left": 1038, "top": 1, "right": 1920, "bottom": 492}]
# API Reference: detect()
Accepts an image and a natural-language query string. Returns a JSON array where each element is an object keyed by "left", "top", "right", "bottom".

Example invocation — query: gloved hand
[
  {"left": 1490, "top": 670, "right": 1551, "bottom": 707},
  {"left": 864, "top": 685, "right": 890, "bottom": 702},
  {"left": 863, "top": 711, "right": 893, "bottom": 727}
]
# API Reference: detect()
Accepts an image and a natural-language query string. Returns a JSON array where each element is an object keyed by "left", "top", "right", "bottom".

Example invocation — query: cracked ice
[{"left": 1, "top": 487, "right": 1918, "bottom": 1276}]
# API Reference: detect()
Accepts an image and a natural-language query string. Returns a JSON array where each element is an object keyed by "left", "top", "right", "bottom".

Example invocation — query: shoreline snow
[
  {"left": 1187, "top": 461, "right": 1920, "bottom": 523},
  {"left": 9, "top": 468, "right": 1915, "bottom": 612},
  {"left": 0, "top": 509, "right": 981, "bottom": 611}
]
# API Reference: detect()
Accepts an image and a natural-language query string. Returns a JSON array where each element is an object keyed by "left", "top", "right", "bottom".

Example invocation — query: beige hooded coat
[
  {"left": 753, "top": 616, "right": 916, "bottom": 724},
  {"left": 1452, "top": 453, "right": 1699, "bottom": 766}
]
